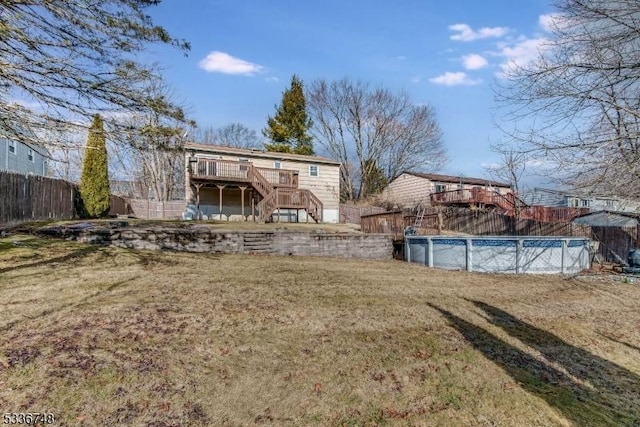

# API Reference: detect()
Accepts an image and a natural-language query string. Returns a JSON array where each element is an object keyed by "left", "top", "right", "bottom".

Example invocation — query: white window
[
  {"left": 435, "top": 184, "right": 447, "bottom": 193},
  {"left": 309, "top": 164, "right": 319, "bottom": 177},
  {"left": 273, "top": 161, "right": 282, "bottom": 169},
  {"left": 580, "top": 199, "right": 590, "bottom": 207},
  {"left": 8, "top": 140, "right": 15, "bottom": 154},
  {"left": 238, "top": 157, "right": 249, "bottom": 171},
  {"left": 27, "top": 148, "right": 34, "bottom": 162}
]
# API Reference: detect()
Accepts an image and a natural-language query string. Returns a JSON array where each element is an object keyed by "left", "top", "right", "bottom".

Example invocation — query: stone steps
[{"left": 243, "top": 233, "right": 275, "bottom": 253}]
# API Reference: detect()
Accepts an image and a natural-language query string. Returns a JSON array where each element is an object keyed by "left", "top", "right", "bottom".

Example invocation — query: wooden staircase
[
  {"left": 249, "top": 166, "right": 322, "bottom": 222},
  {"left": 256, "top": 187, "right": 323, "bottom": 223}
]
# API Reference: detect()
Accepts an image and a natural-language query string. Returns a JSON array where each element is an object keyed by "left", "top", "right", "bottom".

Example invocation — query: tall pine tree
[
  {"left": 79, "top": 115, "right": 110, "bottom": 217},
  {"left": 263, "top": 75, "right": 314, "bottom": 155}
]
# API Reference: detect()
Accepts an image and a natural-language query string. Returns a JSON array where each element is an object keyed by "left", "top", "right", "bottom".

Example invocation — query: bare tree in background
[
  {"left": 485, "top": 145, "right": 529, "bottom": 197},
  {"left": 110, "top": 81, "right": 194, "bottom": 201},
  {"left": 0, "top": 0, "right": 189, "bottom": 147},
  {"left": 193, "top": 123, "right": 260, "bottom": 149},
  {"left": 497, "top": 0, "right": 640, "bottom": 199},
  {"left": 307, "top": 78, "right": 446, "bottom": 201}
]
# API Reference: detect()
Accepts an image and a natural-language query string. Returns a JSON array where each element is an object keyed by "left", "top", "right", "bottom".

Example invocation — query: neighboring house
[
  {"left": 184, "top": 143, "right": 341, "bottom": 223},
  {"left": 0, "top": 137, "right": 49, "bottom": 176},
  {"left": 381, "top": 171, "right": 512, "bottom": 208},
  {"left": 524, "top": 188, "right": 640, "bottom": 213}
]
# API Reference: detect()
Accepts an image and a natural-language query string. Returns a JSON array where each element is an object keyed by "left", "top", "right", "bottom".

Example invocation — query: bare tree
[
  {"left": 110, "top": 81, "right": 194, "bottom": 201},
  {"left": 497, "top": 0, "right": 640, "bottom": 199},
  {"left": 306, "top": 78, "right": 446, "bottom": 200},
  {"left": 485, "top": 145, "right": 529, "bottom": 197},
  {"left": 194, "top": 123, "right": 260, "bottom": 149},
  {"left": 0, "top": 0, "right": 189, "bottom": 146}
]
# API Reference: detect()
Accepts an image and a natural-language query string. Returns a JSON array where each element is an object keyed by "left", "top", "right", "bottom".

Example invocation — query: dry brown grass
[{"left": 1, "top": 234, "right": 639, "bottom": 426}]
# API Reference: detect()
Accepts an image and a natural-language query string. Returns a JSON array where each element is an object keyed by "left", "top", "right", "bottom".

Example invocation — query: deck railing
[
  {"left": 192, "top": 159, "right": 299, "bottom": 187},
  {"left": 255, "top": 168, "right": 299, "bottom": 188},
  {"left": 256, "top": 188, "right": 323, "bottom": 222},
  {"left": 193, "top": 159, "right": 251, "bottom": 181},
  {"left": 430, "top": 188, "right": 520, "bottom": 209}
]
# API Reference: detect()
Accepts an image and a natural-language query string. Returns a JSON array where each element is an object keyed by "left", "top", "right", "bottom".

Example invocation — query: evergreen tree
[
  {"left": 361, "top": 158, "right": 389, "bottom": 198},
  {"left": 263, "top": 75, "right": 314, "bottom": 155},
  {"left": 79, "top": 115, "right": 110, "bottom": 217}
]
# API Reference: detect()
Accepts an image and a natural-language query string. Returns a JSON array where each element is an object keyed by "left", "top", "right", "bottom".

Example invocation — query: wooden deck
[
  {"left": 192, "top": 158, "right": 299, "bottom": 188},
  {"left": 430, "top": 188, "right": 523, "bottom": 210},
  {"left": 430, "top": 189, "right": 588, "bottom": 221}
]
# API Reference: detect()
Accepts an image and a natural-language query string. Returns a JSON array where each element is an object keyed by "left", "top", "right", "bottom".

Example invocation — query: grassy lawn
[{"left": 1, "top": 235, "right": 639, "bottom": 426}]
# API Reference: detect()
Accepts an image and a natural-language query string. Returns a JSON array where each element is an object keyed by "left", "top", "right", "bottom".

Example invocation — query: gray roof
[
  {"left": 186, "top": 143, "right": 341, "bottom": 166},
  {"left": 572, "top": 211, "right": 639, "bottom": 227},
  {"left": 402, "top": 171, "right": 511, "bottom": 188}
]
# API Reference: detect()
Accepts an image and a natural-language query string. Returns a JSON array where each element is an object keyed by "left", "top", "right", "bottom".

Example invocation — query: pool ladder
[{"left": 414, "top": 205, "right": 425, "bottom": 228}]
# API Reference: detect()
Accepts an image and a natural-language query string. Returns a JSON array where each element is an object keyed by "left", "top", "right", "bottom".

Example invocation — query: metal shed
[{"left": 572, "top": 211, "right": 639, "bottom": 227}]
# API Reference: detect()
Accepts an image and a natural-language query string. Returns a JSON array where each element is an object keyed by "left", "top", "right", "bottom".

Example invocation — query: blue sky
[{"left": 147, "top": 0, "right": 555, "bottom": 181}]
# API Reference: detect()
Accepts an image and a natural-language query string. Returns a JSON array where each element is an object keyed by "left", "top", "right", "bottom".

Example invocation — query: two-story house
[
  {"left": 524, "top": 188, "right": 640, "bottom": 213},
  {"left": 0, "top": 137, "right": 49, "bottom": 176},
  {"left": 184, "top": 143, "right": 341, "bottom": 223}
]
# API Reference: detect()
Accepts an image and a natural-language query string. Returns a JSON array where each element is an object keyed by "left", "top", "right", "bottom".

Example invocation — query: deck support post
[
  {"left": 194, "top": 183, "right": 204, "bottom": 220},
  {"left": 239, "top": 186, "right": 247, "bottom": 221},
  {"left": 251, "top": 192, "right": 256, "bottom": 222},
  {"left": 217, "top": 184, "right": 226, "bottom": 221}
]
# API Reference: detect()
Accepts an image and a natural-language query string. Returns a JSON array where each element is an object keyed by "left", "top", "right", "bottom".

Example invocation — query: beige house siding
[{"left": 382, "top": 174, "right": 431, "bottom": 207}]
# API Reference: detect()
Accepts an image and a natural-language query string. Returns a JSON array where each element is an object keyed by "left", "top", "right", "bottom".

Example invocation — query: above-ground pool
[{"left": 405, "top": 235, "right": 590, "bottom": 274}]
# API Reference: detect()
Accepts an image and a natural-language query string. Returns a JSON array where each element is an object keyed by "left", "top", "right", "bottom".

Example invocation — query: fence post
[
  {"left": 561, "top": 239, "right": 568, "bottom": 274},
  {"left": 516, "top": 239, "right": 522, "bottom": 274},
  {"left": 466, "top": 238, "right": 473, "bottom": 272},
  {"left": 405, "top": 237, "right": 411, "bottom": 262}
]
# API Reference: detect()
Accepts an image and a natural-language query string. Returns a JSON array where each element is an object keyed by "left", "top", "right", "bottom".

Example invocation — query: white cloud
[
  {"left": 449, "top": 23, "right": 509, "bottom": 42},
  {"left": 496, "top": 37, "right": 549, "bottom": 76},
  {"left": 462, "top": 53, "right": 488, "bottom": 70},
  {"left": 265, "top": 76, "right": 280, "bottom": 83},
  {"left": 410, "top": 76, "right": 421, "bottom": 83},
  {"left": 198, "top": 51, "right": 264, "bottom": 76},
  {"left": 397, "top": 55, "right": 407, "bottom": 61},
  {"left": 429, "top": 72, "right": 481, "bottom": 86},
  {"left": 539, "top": 13, "right": 566, "bottom": 32}
]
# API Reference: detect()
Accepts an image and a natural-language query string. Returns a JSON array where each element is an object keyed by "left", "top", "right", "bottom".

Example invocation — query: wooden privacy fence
[
  {"left": 0, "top": 171, "right": 77, "bottom": 228},
  {"left": 109, "top": 199, "right": 187, "bottom": 220},
  {"left": 591, "top": 226, "right": 639, "bottom": 264},
  {"left": 339, "top": 204, "right": 388, "bottom": 224},
  {"left": 361, "top": 207, "right": 592, "bottom": 241}
]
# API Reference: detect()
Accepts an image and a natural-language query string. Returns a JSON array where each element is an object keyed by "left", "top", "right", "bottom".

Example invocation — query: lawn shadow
[
  {"left": 0, "top": 245, "right": 101, "bottom": 274},
  {"left": 470, "top": 300, "right": 640, "bottom": 402},
  {"left": 0, "top": 277, "right": 137, "bottom": 333},
  {"left": 597, "top": 331, "right": 640, "bottom": 354},
  {"left": 428, "top": 303, "right": 640, "bottom": 426}
]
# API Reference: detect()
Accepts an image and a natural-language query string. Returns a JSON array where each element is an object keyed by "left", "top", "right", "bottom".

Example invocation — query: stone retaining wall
[{"left": 37, "top": 225, "right": 392, "bottom": 260}]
